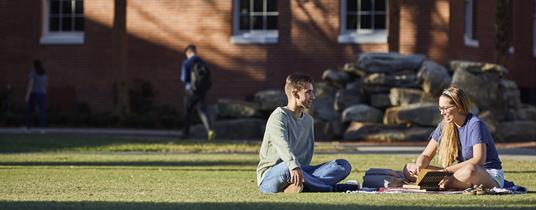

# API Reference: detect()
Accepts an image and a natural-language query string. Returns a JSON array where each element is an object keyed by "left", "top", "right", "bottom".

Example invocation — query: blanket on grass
[{"left": 346, "top": 183, "right": 527, "bottom": 195}]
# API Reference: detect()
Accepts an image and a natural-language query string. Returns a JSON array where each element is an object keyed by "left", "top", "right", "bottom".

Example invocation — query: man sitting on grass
[{"left": 256, "top": 73, "right": 354, "bottom": 193}]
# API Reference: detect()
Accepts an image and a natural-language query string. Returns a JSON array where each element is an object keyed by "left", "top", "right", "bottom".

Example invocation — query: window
[
  {"left": 464, "top": 0, "right": 479, "bottom": 47},
  {"left": 533, "top": 0, "right": 536, "bottom": 56},
  {"left": 339, "top": 0, "right": 387, "bottom": 44},
  {"left": 40, "top": 0, "right": 84, "bottom": 44},
  {"left": 231, "top": 0, "right": 278, "bottom": 44}
]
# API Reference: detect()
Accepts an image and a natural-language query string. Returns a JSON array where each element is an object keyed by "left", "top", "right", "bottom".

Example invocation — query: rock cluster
[
  {"left": 311, "top": 54, "right": 536, "bottom": 141},
  {"left": 194, "top": 53, "right": 536, "bottom": 141}
]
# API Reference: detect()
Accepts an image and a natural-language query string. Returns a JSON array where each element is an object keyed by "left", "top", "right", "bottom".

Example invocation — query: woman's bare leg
[{"left": 444, "top": 163, "right": 499, "bottom": 190}]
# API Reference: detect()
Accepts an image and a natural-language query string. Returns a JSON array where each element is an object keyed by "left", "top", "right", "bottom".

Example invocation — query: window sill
[
  {"left": 464, "top": 36, "right": 479, "bottom": 48},
  {"left": 230, "top": 33, "right": 278, "bottom": 44},
  {"left": 40, "top": 32, "right": 84, "bottom": 45},
  {"left": 338, "top": 31, "right": 387, "bottom": 44}
]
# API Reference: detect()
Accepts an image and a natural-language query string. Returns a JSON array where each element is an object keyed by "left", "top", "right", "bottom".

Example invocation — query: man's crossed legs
[{"left": 259, "top": 159, "right": 352, "bottom": 193}]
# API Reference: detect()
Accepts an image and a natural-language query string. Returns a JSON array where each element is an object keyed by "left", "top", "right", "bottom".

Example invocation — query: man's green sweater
[{"left": 256, "top": 107, "right": 315, "bottom": 186}]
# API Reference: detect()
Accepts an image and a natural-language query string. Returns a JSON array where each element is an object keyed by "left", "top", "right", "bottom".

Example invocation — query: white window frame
[
  {"left": 533, "top": 0, "right": 536, "bottom": 56},
  {"left": 464, "top": 0, "right": 479, "bottom": 47},
  {"left": 40, "top": 0, "right": 84, "bottom": 45},
  {"left": 231, "top": 0, "right": 278, "bottom": 44},
  {"left": 338, "top": 0, "right": 388, "bottom": 44}
]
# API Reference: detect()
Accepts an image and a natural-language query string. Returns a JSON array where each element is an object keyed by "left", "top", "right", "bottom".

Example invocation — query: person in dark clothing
[
  {"left": 24, "top": 60, "right": 48, "bottom": 134},
  {"left": 180, "top": 44, "right": 215, "bottom": 141}
]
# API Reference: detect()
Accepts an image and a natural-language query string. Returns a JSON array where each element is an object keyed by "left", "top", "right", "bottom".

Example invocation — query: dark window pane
[
  {"left": 361, "top": 0, "right": 372, "bottom": 11},
  {"left": 49, "top": 17, "right": 60, "bottom": 31},
  {"left": 62, "top": 0, "right": 73, "bottom": 15},
  {"left": 252, "top": 15, "right": 263, "bottom": 29},
  {"left": 266, "top": 15, "right": 277, "bottom": 29},
  {"left": 75, "top": 0, "right": 83, "bottom": 14},
  {"left": 374, "top": 14, "right": 385, "bottom": 29},
  {"left": 472, "top": 0, "right": 478, "bottom": 39},
  {"left": 50, "top": 0, "right": 60, "bottom": 14},
  {"left": 239, "top": 0, "right": 250, "bottom": 15},
  {"left": 239, "top": 16, "right": 250, "bottom": 30},
  {"left": 347, "top": 0, "right": 358, "bottom": 12},
  {"left": 253, "top": 0, "right": 263, "bottom": 12},
  {"left": 346, "top": 15, "right": 358, "bottom": 29},
  {"left": 375, "top": 0, "right": 386, "bottom": 11},
  {"left": 74, "top": 17, "right": 84, "bottom": 31},
  {"left": 62, "top": 17, "right": 72, "bottom": 31},
  {"left": 360, "top": 14, "right": 371, "bottom": 29},
  {"left": 266, "top": 0, "right": 277, "bottom": 12}
]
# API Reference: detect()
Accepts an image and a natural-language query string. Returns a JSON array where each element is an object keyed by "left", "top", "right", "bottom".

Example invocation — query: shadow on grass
[
  {"left": 0, "top": 134, "right": 256, "bottom": 153},
  {"left": 1, "top": 201, "right": 534, "bottom": 210}
]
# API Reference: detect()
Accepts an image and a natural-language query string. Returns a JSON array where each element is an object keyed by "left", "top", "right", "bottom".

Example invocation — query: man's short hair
[
  {"left": 184, "top": 44, "right": 197, "bottom": 54},
  {"left": 285, "top": 72, "right": 313, "bottom": 96}
]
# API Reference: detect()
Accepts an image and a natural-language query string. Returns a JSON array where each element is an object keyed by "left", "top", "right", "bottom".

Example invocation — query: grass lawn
[{"left": 0, "top": 134, "right": 535, "bottom": 210}]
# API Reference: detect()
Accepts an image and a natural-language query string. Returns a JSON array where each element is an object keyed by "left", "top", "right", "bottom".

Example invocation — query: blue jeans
[
  {"left": 259, "top": 159, "right": 352, "bottom": 193},
  {"left": 25, "top": 92, "right": 46, "bottom": 129}
]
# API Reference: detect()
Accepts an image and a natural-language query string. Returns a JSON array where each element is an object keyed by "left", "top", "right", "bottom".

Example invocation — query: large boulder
[
  {"left": 341, "top": 62, "right": 366, "bottom": 77},
  {"left": 389, "top": 88, "right": 423, "bottom": 106},
  {"left": 417, "top": 60, "right": 451, "bottom": 96},
  {"left": 310, "top": 82, "right": 339, "bottom": 121},
  {"left": 343, "top": 122, "right": 392, "bottom": 141},
  {"left": 190, "top": 118, "right": 266, "bottom": 140},
  {"left": 451, "top": 67, "right": 505, "bottom": 118},
  {"left": 217, "top": 99, "right": 258, "bottom": 119},
  {"left": 363, "top": 85, "right": 392, "bottom": 94},
  {"left": 356, "top": 53, "right": 426, "bottom": 73},
  {"left": 322, "top": 69, "right": 351, "bottom": 88},
  {"left": 448, "top": 60, "right": 508, "bottom": 76},
  {"left": 334, "top": 89, "right": 366, "bottom": 112},
  {"left": 505, "top": 104, "right": 536, "bottom": 121},
  {"left": 342, "top": 104, "right": 383, "bottom": 123},
  {"left": 314, "top": 82, "right": 337, "bottom": 98},
  {"left": 384, "top": 103, "right": 442, "bottom": 126},
  {"left": 254, "top": 90, "right": 287, "bottom": 112},
  {"left": 363, "top": 73, "right": 419, "bottom": 88},
  {"left": 315, "top": 119, "right": 344, "bottom": 140},
  {"left": 500, "top": 79, "right": 522, "bottom": 110},
  {"left": 343, "top": 122, "right": 433, "bottom": 142},
  {"left": 364, "top": 126, "right": 434, "bottom": 142},
  {"left": 478, "top": 110, "right": 498, "bottom": 135},
  {"left": 310, "top": 96, "right": 339, "bottom": 121},
  {"left": 495, "top": 121, "right": 536, "bottom": 141},
  {"left": 370, "top": 94, "right": 392, "bottom": 108}
]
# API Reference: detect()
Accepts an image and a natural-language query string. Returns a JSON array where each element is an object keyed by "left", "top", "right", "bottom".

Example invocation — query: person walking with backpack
[{"left": 180, "top": 44, "right": 215, "bottom": 141}]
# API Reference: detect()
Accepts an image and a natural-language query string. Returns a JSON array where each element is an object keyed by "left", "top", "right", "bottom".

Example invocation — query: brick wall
[{"left": 0, "top": 0, "right": 532, "bottom": 113}]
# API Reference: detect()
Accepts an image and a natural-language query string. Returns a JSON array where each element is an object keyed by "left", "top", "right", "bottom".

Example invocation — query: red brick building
[{"left": 1, "top": 0, "right": 535, "bottom": 113}]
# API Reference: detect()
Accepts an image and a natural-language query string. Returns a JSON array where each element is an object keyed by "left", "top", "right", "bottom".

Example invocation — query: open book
[{"left": 403, "top": 166, "right": 452, "bottom": 191}]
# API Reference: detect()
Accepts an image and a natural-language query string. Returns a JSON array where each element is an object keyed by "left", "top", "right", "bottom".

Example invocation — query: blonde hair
[
  {"left": 437, "top": 87, "right": 470, "bottom": 167},
  {"left": 284, "top": 73, "right": 313, "bottom": 97}
]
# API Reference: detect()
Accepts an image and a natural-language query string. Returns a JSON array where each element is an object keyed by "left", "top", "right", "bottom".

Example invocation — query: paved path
[{"left": 1, "top": 127, "right": 535, "bottom": 159}]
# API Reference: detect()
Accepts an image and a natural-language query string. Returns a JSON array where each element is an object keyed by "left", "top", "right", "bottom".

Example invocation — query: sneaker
[
  {"left": 283, "top": 184, "right": 303, "bottom": 193},
  {"left": 207, "top": 130, "right": 216, "bottom": 141}
]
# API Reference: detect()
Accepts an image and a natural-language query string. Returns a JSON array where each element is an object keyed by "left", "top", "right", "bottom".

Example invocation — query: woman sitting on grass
[{"left": 404, "top": 87, "right": 504, "bottom": 190}]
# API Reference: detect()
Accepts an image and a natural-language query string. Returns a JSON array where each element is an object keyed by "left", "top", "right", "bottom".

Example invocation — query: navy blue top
[
  {"left": 29, "top": 70, "right": 48, "bottom": 94},
  {"left": 431, "top": 114, "right": 502, "bottom": 169},
  {"left": 180, "top": 55, "right": 204, "bottom": 91}
]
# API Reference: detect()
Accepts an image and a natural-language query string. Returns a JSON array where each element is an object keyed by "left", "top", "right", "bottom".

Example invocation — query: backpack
[
  {"left": 362, "top": 168, "right": 407, "bottom": 189},
  {"left": 190, "top": 60, "right": 212, "bottom": 93}
]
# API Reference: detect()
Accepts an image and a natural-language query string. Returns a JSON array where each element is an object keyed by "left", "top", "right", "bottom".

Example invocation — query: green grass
[{"left": 0, "top": 134, "right": 535, "bottom": 209}]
